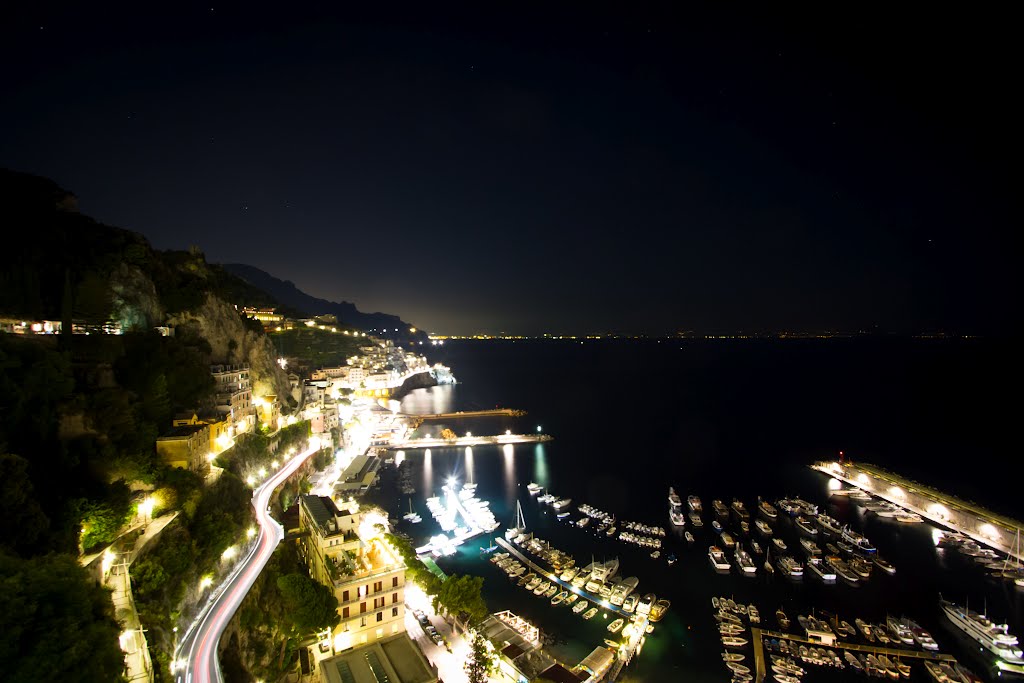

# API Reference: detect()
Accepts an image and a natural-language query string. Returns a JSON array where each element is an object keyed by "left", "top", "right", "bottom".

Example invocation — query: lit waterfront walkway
[
  {"left": 386, "top": 433, "right": 553, "bottom": 450},
  {"left": 812, "top": 461, "right": 1024, "bottom": 562}
]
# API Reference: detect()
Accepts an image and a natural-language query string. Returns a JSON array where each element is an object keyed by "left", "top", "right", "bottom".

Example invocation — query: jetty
[
  {"left": 812, "top": 460, "right": 1024, "bottom": 562},
  {"left": 402, "top": 408, "right": 527, "bottom": 420},
  {"left": 385, "top": 433, "right": 553, "bottom": 450}
]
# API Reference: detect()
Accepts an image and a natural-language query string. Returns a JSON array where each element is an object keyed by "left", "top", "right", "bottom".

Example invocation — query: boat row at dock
[{"left": 503, "top": 524, "right": 671, "bottom": 622}]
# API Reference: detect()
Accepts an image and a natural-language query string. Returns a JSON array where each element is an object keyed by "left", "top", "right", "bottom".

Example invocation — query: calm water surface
[{"left": 387, "top": 339, "right": 1021, "bottom": 682}]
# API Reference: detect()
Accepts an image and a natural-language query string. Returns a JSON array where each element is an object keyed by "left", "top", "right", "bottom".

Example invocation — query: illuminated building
[{"left": 298, "top": 495, "right": 407, "bottom": 652}]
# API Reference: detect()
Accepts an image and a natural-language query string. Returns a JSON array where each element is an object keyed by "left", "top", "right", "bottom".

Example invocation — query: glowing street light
[
  {"left": 199, "top": 575, "right": 214, "bottom": 590},
  {"left": 537, "top": 425, "right": 542, "bottom": 433},
  {"left": 246, "top": 476, "right": 256, "bottom": 487},
  {"left": 247, "top": 527, "right": 257, "bottom": 539},
  {"left": 221, "top": 545, "right": 238, "bottom": 561},
  {"left": 258, "top": 467, "right": 267, "bottom": 478}
]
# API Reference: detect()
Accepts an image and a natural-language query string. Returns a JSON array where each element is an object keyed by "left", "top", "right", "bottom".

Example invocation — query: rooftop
[{"left": 320, "top": 634, "right": 436, "bottom": 683}]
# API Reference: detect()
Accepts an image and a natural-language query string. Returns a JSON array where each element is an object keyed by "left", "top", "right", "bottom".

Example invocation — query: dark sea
[{"left": 387, "top": 338, "right": 1022, "bottom": 683}]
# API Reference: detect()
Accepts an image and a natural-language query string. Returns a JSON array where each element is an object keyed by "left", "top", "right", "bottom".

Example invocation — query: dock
[
  {"left": 386, "top": 433, "right": 553, "bottom": 450},
  {"left": 751, "top": 625, "right": 956, "bottom": 683},
  {"left": 402, "top": 408, "right": 527, "bottom": 420},
  {"left": 812, "top": 460, "right": 1024, "bottom": 562},
  {"left": 495, "top": 538, "right": 629, "bottom": 617}
]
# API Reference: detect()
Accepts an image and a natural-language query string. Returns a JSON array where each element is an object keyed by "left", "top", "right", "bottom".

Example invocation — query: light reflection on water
[
  {"left": 465, "top": 447, "right": 474, "bottom": 483},
  {"left": 422, "top": 449, "right": 432, "bottom": 491},
  {"left": 533, "top": 442, "right": 549, "bottom": 488},
  {"left": 503, "top": 444, "right": 516, "bottom": 509}
]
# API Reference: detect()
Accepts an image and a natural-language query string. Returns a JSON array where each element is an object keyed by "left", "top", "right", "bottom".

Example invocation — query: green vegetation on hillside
[
  {"left": 270, "top": 327, "right": 364, "bottom": 368},
  {"left": 0, "top": 552, "right": 125, "bottom": 683}
]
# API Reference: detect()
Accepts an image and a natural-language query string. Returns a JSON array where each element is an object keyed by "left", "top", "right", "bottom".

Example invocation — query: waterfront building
[{"left": 298, "top": 495, "right": 407, "bottom": 652}]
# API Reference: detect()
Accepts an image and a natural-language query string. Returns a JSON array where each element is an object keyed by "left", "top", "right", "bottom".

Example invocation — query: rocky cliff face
[{"left": 167, "top": 294, "right": 291, "bottom": 401}]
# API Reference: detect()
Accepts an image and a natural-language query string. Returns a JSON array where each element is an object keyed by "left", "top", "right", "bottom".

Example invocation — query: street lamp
[{"left": 536, "top": 425, "right": 542, "bottom": 433}]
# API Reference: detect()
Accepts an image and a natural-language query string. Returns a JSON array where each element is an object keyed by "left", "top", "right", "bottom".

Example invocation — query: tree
[
  {"left": 0, "top": 551, "right": 125, "bottom": 683},
  {"left": 0, "top": 454, "right": 50, "bottom": 554},
  {"left": 434, "top": 574, "right": 488, "bottom": 626},
  {"left": 276, "top": 573, "right": 340, "bottom": 634},
  {"left": 464, "top": 633, "right": 494, "bottom": 683}
]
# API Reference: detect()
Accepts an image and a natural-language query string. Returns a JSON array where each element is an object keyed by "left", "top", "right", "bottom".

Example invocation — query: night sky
[{"left": 1, "top": 3, "right": 1018, "bottom": 336}]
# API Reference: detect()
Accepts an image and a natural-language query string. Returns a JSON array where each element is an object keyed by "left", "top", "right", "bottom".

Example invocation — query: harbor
[{"left": 813, "top": 459, "right": 1024, "bottom": 563}]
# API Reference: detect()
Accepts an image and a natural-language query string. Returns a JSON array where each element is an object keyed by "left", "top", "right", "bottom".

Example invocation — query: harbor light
[
  {"left": 889, "top": 486, "right": 905, "bottom": 499},
  {"left": 929, "top": 503, "right": 949, "bottom": 520},
  {"left": 537, "top": 425, "right": 542, "bottom": 433},
  {"left": 858, "top": 473, "right": 869, "bottom": 485},
  {"left": 466, "top": 431, "right": 472, "bottom": 437},
  {"left": 506, "top": 429, "right": 512, "bottom": 436},
  {"left": 828, "top": 478, "right": 842, "bottom": 491}
]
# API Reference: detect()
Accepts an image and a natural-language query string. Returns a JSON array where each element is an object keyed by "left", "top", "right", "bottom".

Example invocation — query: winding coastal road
[{"left": 175, "top": 440, "right": 320, "bottom": 683}]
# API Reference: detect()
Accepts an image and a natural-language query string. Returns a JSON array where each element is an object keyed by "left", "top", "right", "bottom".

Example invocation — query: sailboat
[
  {"left": 506, "top": 500, "right": 528, "bottom": 541},
  {"left": 1002, "top": 529, "right": 1024, "bottom": 586},
  {"left": 403, "top": 498, "right": 422, "bottom": 523}
]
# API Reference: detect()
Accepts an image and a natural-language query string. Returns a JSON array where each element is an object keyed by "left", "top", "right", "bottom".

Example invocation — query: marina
[
  {"left": 389, "top": 340, "right": 1021, "bottom": 683},
  {"left": 813, "top": 460, "right": 1024, "bottom": 563}
]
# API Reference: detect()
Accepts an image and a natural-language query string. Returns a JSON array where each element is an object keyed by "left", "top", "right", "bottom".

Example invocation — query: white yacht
[
  {"left": 668, "top": 487, "right": 683, "bottom": 508},
  {"left": 734, "top": 546, "right": 757, "bottom": 574},
  {"left": 669, "top": 507, "right": 686, "bottom": 527},
  {"left": 527, "top": 482, "right": 543, "bottom": 494},
  {"left": 688, "top": 495, "right": 703, "bottom": 512},
  {"left": 709, "top": 545, "right": 732, "bottom": 570},
  {"left": 552, "top": 498, "right": 573, "bottom": 510},
  {"left": 940, "top": 598, "right": 1024, "bottom": 664}
]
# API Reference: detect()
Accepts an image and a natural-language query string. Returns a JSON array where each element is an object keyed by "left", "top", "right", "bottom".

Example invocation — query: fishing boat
[
  {"left": 722, "top": 652, "right": 745, "bottom": 662},
  {"left": 526, "top": 482, "right": 543, "bottom": 494},
  {"left": 403, "top": 499, "right": 422, "bottom": 523},
  {"left": 572, "top": 599, "right": 589, "bottom": 614},
  {"left": 551, "top": 590, "right": 568, "bottom": 605},
  {"left": 776, "top": 608, "right": 790, "bottom": 630},
  {"left": 758, "top": 499, "right": 778, "bottom": 519},
  {"left": 874, "top": 556, "right": 896, "bottom": 574}
]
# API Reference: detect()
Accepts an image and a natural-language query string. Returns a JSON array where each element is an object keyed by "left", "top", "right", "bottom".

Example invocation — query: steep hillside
[
  {"left": 221, "top": 262, "right": 426, "bottom": 340},
  {"left": 1, "top": 168, "right": 290, "bottom": 399}
]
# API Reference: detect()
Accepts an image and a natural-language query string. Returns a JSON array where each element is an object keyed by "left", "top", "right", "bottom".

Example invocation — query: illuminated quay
[
  {"left": 385, "top": 432, "right": 553, "bottom": 450},
  {"left": 812, "top": 460, "right": 1024, "bottom": 562}
]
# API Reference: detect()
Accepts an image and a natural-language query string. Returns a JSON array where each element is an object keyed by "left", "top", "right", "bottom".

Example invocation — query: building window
[
  {"left": 391, "top": 607, "right": 398, "bottom": 617},
  {"left": 373, "top": 580, "right": 382, "bottom": 593},
  {"left": 392, "top": 576, "right": 398, "bottom": 587},
  {"left": 376, "top": 628, "right": 384, "bottom": 639},
  {"left": 343, "top": 589, "right": 349, "bottom": 601},
  {"left": 343, "top": 607, "right": 349, "bottom": 619},
  {"left": 360, "top": 602, "right": 366, "bottom": 614},
  {"left": 392, "top": 592, "right": 398, "bottom": 604},
  {"left": 376, "top": 612, "right": 383, "bottom": 622}
]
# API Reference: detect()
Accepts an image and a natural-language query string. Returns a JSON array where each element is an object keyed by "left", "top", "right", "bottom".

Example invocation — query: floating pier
[{"left": 812, "top": 460, "right": 1024, "bottom": 563}]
